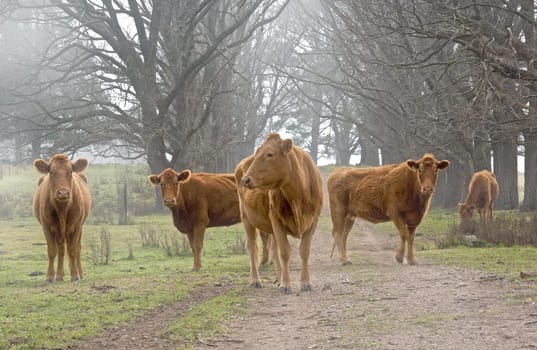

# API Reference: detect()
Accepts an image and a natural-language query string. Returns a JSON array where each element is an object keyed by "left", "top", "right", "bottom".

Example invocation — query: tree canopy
[{"left": 0, "top": 0, "right": 535, "bottom": 209}]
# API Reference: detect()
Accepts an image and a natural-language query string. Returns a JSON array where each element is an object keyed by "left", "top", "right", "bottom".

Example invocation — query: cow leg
[
  {"left": 76, "top": 231, "right": 84, "bottom": 279},
  {"left": 43, "top": 229, "right": 57, "bottom": 282},
  {"left": 407, "top": 225, "right": 418, "bottom": 265},
  {"left": 55, "top": 235, "right": 66, "bottom": 281},
  {"left": 243, "top": 219, "right": 262, "bottom": 287},
  {"left": 260, "top": 231, "right": 271, "bottom": 265},
  {"left": 331, "top": 210, "right": 354, "bottom": 265},
  {"left": 268, "top": 233, "right": 281, "bottom": 285},
  {"left": 299, "top": 223, "right": 316, "bottom": 292},
  {"left": 339, "top": 217, "right": 355, "bottom": 266},
  {"left": 478, "top": 207, "right": 485, "bottom": 224},
  {"left": 67, "top": 231, "right": 82, "bottom": 281},
  {"left": 393, "top": 217, "right": 409, "bottom": 264},
  {"left": 485, "top": 202, "right": 492, "bottom": 222},
  {"left": 273, "top": 230, "right": 292, "bottom": 294},
  {"left": 192, "top": 225, "right": 206, "bottom": 272}
]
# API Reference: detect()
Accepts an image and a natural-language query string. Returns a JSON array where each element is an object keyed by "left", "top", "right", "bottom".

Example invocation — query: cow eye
[{"left": 266, "top": 152, "right": 273, "bottom": 158}]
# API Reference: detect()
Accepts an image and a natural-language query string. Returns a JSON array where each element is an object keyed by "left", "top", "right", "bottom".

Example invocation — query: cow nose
[
  {"left": 56, "top": 189, "right": 70, "bottom": 200},
  {"left": 163, "top": 198, "right": 176, "bottom": 206},
  {"left": 241, "top": 176, "right": 252, "bottom": 188},
  {"left": 422, "top": 185, "right": 434, "bottom": 193}
]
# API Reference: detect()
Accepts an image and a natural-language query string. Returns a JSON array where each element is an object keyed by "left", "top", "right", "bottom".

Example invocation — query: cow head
[
  {"left": 458, "top": 202, "right": 475, "bottom": 222},
  {"left": 407, "top": 154, "right": 450, "bottom": 197},
  {"left": 34, "top": 154, "right": 88, "bottom": 203},
  {"left": 241, "top": 133, "right": 292, "bottom": 190},
  {"left": 148, "top": 168, "right": 191, "bottom": 208}
]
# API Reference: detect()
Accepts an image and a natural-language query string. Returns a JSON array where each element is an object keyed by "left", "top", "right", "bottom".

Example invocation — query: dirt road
[
  {"left": 198, "top": 221, "right": 537, "bottom": 350},
  {"left": 71, "top": 218, "right": 537, "bottom": 350}
]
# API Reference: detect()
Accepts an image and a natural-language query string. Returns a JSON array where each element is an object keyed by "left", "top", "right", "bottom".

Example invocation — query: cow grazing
[
  {"left": 458, "top": 170, "right": 499, "bottom": 224},
  {"left": 236, "top": 133, "right": 324, "bottom": 294},
  {"left": 32, "top": 154, "right": 92, "bottom": 282},
  {"left": 148, "top": 168, "right": 270, "bottom": 271},
  {"left": 327, "top": 154, "right": 450, "bottom": 266}
]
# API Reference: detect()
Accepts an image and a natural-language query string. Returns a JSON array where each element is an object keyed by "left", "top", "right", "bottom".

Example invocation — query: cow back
[
  {"left": 466, "top": 170, "right": 499, "bottom": 206},
  {"left": 177, "top": 173, "right": 241, "bottom": 227}
]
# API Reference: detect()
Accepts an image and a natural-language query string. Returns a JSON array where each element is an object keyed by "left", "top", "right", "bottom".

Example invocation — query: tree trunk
[
  {"left": 359, "top": 136, "right": 380, "bottom": 166},
  {"left": 432, "top": 157, "right": 464, "bottom": 208},
  {"left": 472, "top": 128, "right": 492, "bottom": 171},
  {"left": 521, "top": 131, "right": 537, "bottom": 211},
  {"left": 492, "top": 136, "right": 519, "bottom": 209},
  {"left": 310, "top": 92, "right": 322, "bottom": 164}
]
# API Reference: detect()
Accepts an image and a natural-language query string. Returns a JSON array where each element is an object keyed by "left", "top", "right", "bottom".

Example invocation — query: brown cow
[
  {"left": 32, "top": 154, "right": 92, "bottom": 282},
  {"left": 458, "top": 170, "right": 499, "bottom": 224},
  {"left": 236, "top": 133, "right": 324, "bottom": 294},
  {"left": 148, "top": 168, "right": 270, "bottom": 271},
  {"left": 327, "top": 154, "right": 450, "bottom": 266}
]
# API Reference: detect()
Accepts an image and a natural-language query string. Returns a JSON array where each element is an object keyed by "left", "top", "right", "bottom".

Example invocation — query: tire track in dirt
[{"left": 66, "top": 283, "right": 234, "bottom": 350}]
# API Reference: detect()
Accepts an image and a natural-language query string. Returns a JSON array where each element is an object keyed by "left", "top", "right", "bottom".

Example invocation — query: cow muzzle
[
  {"left": 55, "top": 189, "right": 70, "bottom": 201},
  {"left": 421, "top": 185, "right": 434, "bottom": 195},
  {"left": 241, "top": 176, "right": 254, "bottom": 189},
  {"left": 163, "top": 197, "right": 177, "bottom": 207}
]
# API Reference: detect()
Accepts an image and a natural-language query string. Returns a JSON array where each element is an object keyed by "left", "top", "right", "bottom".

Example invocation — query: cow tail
[{"left": 330, "top": 240, "right": 336, "bottom": 258}]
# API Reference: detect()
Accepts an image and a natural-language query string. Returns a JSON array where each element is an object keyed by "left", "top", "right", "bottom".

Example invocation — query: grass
[
  {"left": 0, "top": 215, "right": 253, "bottom": 349},
  {"left": 422, "top": 245, "right": 537, "bottom": 277},
  {"left": 166, "top": 289, "right": 247, "bottom": 345}
]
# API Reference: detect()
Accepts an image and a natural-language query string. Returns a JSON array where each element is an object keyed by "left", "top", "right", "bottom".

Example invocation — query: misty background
[{"left": 0, "top": 0, "right": 536, "bottom": 211}]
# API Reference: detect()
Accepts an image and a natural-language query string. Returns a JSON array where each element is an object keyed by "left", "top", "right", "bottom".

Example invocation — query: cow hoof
[
  {"left": 300, "top": 284, "right": 313, "bottom": 292},
  {"left": 395, "top": 254, "right": 404, "bottom": 264},
  {"left": 279, "top": 286, "right": 292, "bottom": 294},
  {"left": 342, "top": 260, "right": 353, "bottom": 266},
  {"left": 71, "top": 276, "right": 81, "bottom": 282},
  {"left": 408, "top": 259, "right": 418, "bottom": 266},
  {"left": 251, "top": 281, "right": 263, "bottom": 288},
  {"left": 191, "top": 267, "right": 201, "bottom": 272}
]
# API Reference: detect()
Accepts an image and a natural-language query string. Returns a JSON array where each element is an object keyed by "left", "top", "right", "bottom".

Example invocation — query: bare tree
[{"left": 0, "top": 0, "right": 289, "bottom": 173}]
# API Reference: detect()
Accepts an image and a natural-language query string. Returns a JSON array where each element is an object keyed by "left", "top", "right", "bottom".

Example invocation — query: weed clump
[{"left": 437, "top": 213, "right": 537, "bottom": 248}]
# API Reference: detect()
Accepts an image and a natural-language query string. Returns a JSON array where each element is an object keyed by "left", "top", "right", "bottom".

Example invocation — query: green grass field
[{"left": 0, "top": 215, "right": 253, "bottom": 349}]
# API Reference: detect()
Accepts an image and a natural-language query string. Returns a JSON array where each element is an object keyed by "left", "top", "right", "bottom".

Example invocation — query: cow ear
[
  {"left": 34, "top": 159, "right": 49, "bottom": 174},
  {"left": 406, "top": 160, "right": 419, "bottom": 170},
  {"left": 437, "top": 160, "right": 450, "bottom": 169},
  {"left": 72, "top": 158, "right": 88, "bottom": 173},
  {"left": 148, "top": 175, "right": 160, "bottom": 185},
  {"left": 282, "top": 139, "right": 293, "bottom": 154},
  {"left": 178, "top": 170, "right": 192, "bottom": 183}
]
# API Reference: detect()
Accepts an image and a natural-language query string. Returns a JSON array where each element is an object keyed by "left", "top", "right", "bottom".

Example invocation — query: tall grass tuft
[
  {"left": 139, "top": 222, "right": 160, "bottom": 248},
  {"left": 100, "top": 226, "right": 112, "bottom": 264},
  {"left": 160, "top": 230, "right": 191, "bottom": 257},
  {"left": 228, "top": 230, "right": 246, "bottom": 255},
  {"left": 88, "top": 226, "right": 112, "bottom": 265},
  {"left": 436, "top": 212, "right": 537, "bottom": 248}
]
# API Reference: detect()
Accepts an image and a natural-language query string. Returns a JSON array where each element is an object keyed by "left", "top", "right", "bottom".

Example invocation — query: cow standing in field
[
  {"left": 33, "top": 154, "right": 92, "bottom": 282},
  {"left": 458, "top": 170, "right": 499, "bottom": 224},
  {"left": 236, "top": 133, "right": 324, "bottom": 294},
  {"left": 327, "top": 154, "right": 450, "bottom": 266},
  {"left": 148, "top": 168, "right": 270, "bottom": 271}
]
